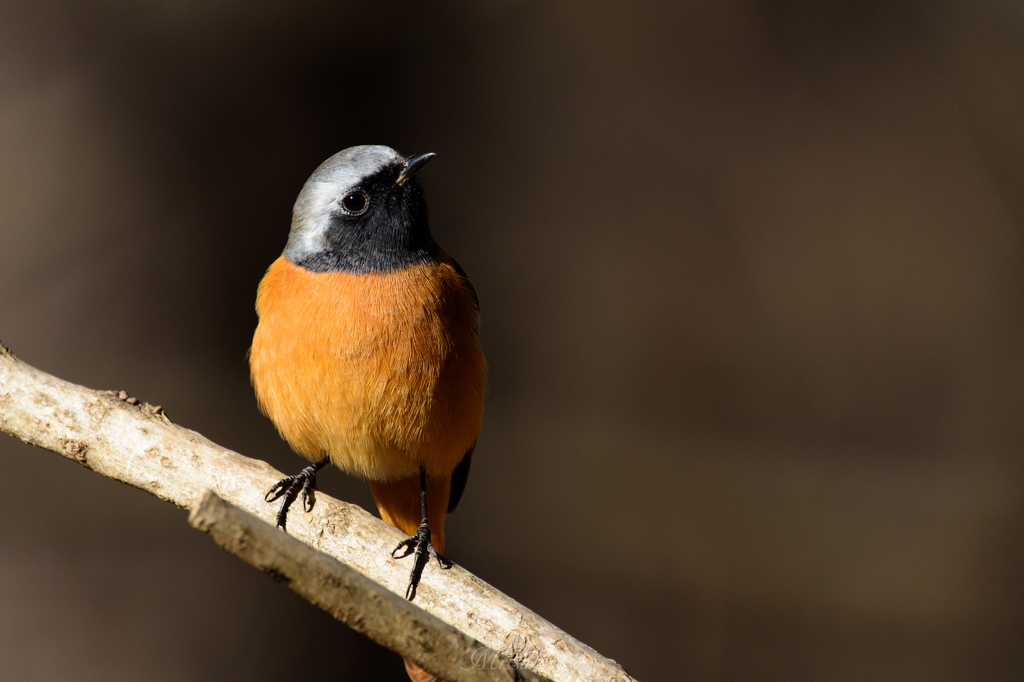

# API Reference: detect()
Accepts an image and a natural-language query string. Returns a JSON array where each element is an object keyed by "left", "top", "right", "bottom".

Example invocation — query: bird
[{"left": 249, "top": 145, "right": 486, "bottom": 682}]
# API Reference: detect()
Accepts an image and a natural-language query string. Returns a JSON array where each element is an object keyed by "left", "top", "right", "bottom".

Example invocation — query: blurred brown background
[{"left": 1, "top": 1, "right": 1023, "bottom": 680}]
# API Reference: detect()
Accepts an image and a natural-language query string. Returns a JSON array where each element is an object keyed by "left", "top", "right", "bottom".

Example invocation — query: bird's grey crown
[{"left": 284, "top": 145, "right": 404, "bottom": 263}]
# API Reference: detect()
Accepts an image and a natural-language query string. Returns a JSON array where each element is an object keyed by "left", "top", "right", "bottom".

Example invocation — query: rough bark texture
[
  {"left": 189, "top": 490, "right": 550, "bottom": 682},
  {"left": 0, "top": 346, "right": 637, "bottom": 682}
]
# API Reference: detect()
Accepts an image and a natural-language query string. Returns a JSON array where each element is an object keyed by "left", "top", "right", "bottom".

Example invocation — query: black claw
[
  {"left": 264, "top": 478, "right": 289, "bottom": 503},
  {"left": 391, "top": 536, "right": 417, "bottom": 559},
  {"left": 275, "top": 487, "right": 298, "bottom": 529},
  {"left": 265, "top": 459, "right": 329, "bottom": 531},
  {"left": 430, "top": 545, "right": 453, "bottom": 570},
  {"left": 300, "top": 475, "right": 317, "bottom": 512}
]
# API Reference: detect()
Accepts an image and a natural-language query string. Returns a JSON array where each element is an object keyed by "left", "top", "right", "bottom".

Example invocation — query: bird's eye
[{"left": 341, "top": 191, "right": 368, "bottom": 214}]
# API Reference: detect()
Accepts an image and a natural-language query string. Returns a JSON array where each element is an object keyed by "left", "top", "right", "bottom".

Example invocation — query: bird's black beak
[{"left": 395, "top": 152, "right": 436, "bottom": 186}]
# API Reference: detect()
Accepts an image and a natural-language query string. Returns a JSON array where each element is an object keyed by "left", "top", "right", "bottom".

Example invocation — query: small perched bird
[{"left": 249, "top": 145, "right": 485, "bottom": 681}]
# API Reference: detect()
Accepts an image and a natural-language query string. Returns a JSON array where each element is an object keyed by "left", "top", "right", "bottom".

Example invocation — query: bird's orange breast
[{"left": 249, "top": 256, "right": 485, "bottom": 481}]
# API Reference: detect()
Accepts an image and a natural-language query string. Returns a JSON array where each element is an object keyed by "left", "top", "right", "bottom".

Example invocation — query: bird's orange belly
[{"left": 249, "top": 256, "right": 485, "bottom": 481}]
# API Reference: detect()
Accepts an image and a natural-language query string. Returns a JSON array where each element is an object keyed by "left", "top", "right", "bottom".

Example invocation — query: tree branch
[
  {"left": 189, "top": 489, "right": 548, "bottom": 682},
  {"left": 0, "top": 346, "right": 636, "bottom": 682}
]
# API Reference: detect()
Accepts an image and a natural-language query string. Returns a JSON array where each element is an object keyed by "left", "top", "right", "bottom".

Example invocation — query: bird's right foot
[
  {"left": 391, "top": 518, "right": 452, "bottom": 601},
  {"left": 265, "top": 458, "right": 329, "bottom": 530}
]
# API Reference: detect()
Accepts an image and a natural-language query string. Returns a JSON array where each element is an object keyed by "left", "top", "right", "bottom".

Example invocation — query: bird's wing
[
  {"left": 439, "top": 248, "right": 479, "bottom": 313},
  {"left": 447, "top": 447, "right": 474, "bottom": 513},
  {"left": 436, "top": 247, "right": 479, "bottom": 512}
]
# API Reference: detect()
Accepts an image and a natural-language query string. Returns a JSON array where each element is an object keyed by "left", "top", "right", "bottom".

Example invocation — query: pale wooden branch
[
  {"left": 0, "top": 345, "right": 636, "bottom": 682},
  {"left": 189, "top": 490, "right": 549, "bottom": 682}
]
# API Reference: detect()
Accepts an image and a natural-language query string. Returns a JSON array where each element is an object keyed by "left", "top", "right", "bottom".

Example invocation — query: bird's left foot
[
  {"left": 392, "top": 520, "right": 452, "bottom": 601},
  {"left": 265, "top": 458, "right": 329, "bottom": 530}
]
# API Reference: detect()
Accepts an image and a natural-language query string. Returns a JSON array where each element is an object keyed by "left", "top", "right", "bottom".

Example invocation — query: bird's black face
[{"left": 293, "top": 162, "right": 436, "bottom": 274}]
